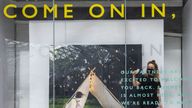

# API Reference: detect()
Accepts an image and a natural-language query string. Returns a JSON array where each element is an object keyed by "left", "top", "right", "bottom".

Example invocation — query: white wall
[
  {"left": 29, "top": 22, "right": 53, "bottom": 108},
  {"left": 126, "top": 20, "right": 164, "bottom": 71},
  {"left": 29, "top": 20, "right": 164, "bottom": 108},
  {"left": 164, "top": 37, "right": 181, "bottom": 108},
  {"left": 183, "top": 0, "right": 192, "bottom": 108}
]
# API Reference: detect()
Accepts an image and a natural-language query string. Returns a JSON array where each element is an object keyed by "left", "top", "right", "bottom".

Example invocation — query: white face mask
[
  {"left": 75, "top": 98, "right": 81, "bottom": 102},
  {"left": 75, "top": 98, "right": 82, "bottom": 108}
]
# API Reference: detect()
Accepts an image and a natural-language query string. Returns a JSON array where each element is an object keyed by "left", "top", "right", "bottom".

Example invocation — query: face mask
[
  {"left": 76, "top": 98, "right": 81, "bottom": 102},
  {"left": 147, "top": 69, "right": 157, "bottom": 74}
]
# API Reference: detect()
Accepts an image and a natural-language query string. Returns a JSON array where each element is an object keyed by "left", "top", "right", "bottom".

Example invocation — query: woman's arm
[
  {"left": 132, "top": 74, "right": 140, "bottom": 86},
  {"left": 132, "top": 69, "right": 141, "bottom": 86}
]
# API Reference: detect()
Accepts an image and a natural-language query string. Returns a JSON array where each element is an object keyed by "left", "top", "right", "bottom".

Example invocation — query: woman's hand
[
  {"left": 159, "top": 104, "right": 163, "bottom": 108},
  {"left": 143, "top": 73, "right": 148, "bottom": 77},
  {"left": 131, "top": 69, "right": 139, "bottom": 76},
  {"left": 132, "top": 69, "right": 141, "bottom": 86}
]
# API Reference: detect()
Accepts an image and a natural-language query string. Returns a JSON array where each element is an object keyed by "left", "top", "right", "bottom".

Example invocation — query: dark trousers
[{"left": 141, "top": 106, "right": 157, "bottom": 108}]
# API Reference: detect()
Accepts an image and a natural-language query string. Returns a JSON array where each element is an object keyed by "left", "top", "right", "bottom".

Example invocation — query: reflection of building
[{"left": 0, "top": 0, "right": 192, "bottom": 108}]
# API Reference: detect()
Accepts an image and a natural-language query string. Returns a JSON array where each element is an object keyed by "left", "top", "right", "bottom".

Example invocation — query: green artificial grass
[{"left": 49, "top": 98, "right": 102, "bottom": 108}]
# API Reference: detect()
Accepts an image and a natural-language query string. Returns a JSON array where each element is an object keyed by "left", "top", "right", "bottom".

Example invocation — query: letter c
[{"left": 4, "top": 4, "right": 17, "bottom": 19}]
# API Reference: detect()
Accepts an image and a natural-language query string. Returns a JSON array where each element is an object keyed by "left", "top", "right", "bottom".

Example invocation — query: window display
[
  {"left": 28, "top": 20, "right": 164, "bottom": 108},
  {"left": 0, "top": 0, "right": 187, "bottom": 108}
]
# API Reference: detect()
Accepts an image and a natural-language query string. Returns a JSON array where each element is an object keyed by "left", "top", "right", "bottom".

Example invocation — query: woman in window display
[
  {"left": 75, "top": 91, "right": 84, "bottom": 108},
  {"left": 132, "top": 60, "right": 163, "bottom": 108}
]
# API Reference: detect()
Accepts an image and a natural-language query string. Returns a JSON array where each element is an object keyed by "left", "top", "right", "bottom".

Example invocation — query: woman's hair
[
  {"left": 147, "top": 60, "right": 159, "bottom": 70},
  {"left": 75, "top": 91, "right": 83, "bottom": 98},
  {"left": 147, "top": 60, "right": 160, "bottom": 78}
]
